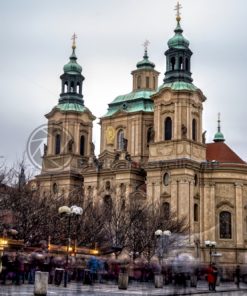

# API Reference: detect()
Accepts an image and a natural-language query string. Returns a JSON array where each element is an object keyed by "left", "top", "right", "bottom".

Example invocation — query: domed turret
[
  {"left": 136, "top": 49, "right": 155, "bottom": 69},
  {"left": 59, "top": 34, "right": 85, "bottom": 106},
  {"left": 214, "top": 113, "right": 225, "bottom": 142},
  {"left": 167, "top": 21, "right": 190, "bottom": 50}
]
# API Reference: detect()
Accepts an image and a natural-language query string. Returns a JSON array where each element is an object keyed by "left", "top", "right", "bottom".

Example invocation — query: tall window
[
  {"left": 162, "top": 202, "right": 170, "bottom": 220},
  {"left": 80, "top": 135, "right": 85, "bottom": 156},
  {"left": 179, "top": 56, "right": 183, "bottom": 70},
  {"left": 117, "top": 129, "right": 124, "bottom": 150},
  {"left": 146, "top": 77, "right": 150, "bottom": 88},
  {"left": 185, "top": 58, "right": 189, "bottom": 71},
  {"left": 170, "top": 57, "right": 175, "bottom": 70},
  {"left": 76, "top": 82, "right": 80, "bottom": 93},
  {"left": 194, "top": 204, "right": 199, "bottom": 222},
  {"left": 192, "top": 119, "right": 197, "bottom": 141},
  {"left": 70, "top": 81, "right": 74, "bottom": 92},
  {"left": 220, "top": 211, "right": 232, "bottom": 239},
  {"left": 55, "top": 134, "right": 61, "bottom": 155},
  {"left": 137, "top": 76, "right": 141, "bottom": 89},
  {"left": 164, "top": 117, "right": 172, "bottom": 140}
]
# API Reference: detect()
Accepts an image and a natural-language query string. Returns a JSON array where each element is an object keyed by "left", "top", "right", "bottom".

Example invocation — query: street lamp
[
  {"left": 155, "top": 229, "right": 171, "bottom": 266},
  {"left": 205, "top": 240, "right": 216, "bottom": 264},
  {"left": 58, "top": 205, "right": 83, "bottom": 287}
]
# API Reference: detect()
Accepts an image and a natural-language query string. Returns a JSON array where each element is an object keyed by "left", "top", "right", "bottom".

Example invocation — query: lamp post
[
  {"left": 58, "top": 205, "right": 83, "bottom": 287},
  {"left": 155, "top": 229, "right": 171, "bottom": 266},
  {"left": 205, "top": 240, "right": 216, "bottom": 264}
]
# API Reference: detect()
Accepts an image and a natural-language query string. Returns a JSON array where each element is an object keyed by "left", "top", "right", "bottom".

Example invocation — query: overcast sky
[{"left": 1, "top": 0, "right": 247, "bottom": 172}]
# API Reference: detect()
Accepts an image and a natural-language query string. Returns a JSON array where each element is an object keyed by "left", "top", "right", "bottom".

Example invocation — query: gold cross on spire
[
  {"left": 71, "top": 33, "right": 77, "bottom": 49},
  {"left": 174, "top": 1, "right": 182, "bottom": 22},
  {"left": 143, "top": 40, "right": 150, "bottom": 52}
]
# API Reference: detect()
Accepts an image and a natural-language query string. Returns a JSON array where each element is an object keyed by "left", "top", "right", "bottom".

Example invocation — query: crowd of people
[{"left": 0, "top": 251, "right": 244, "bottom": 291}]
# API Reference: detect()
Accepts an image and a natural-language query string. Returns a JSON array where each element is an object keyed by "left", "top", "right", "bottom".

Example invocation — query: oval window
[{"left": 163, "top": 173, "right": 169, "bottom": 186}]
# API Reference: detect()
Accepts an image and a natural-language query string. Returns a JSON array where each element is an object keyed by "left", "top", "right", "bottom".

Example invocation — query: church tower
[
  {"left": 146, "top": 3, "right": 207, "bottom": 244},
  {"left": 37, "top": 35, "right": 95, "bottom": 197}
]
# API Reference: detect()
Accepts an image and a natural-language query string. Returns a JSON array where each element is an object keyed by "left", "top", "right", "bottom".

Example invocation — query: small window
[
  {"left": 146, "top": 77, "right": 150, "bottom": 88},
  {"left": 164, "top": 117, "right": 172, "bottom": 140},
  {"left": 163, "top": 173, "right": 169, "bottom": 186},
  {"left": 194, "top": 174, "right": 198, "bottom": 186},
  {"left": 179, "top": 56, "right": 183, "bottom": 70},
  {"left": 117, "top": 129, "right": 124, "bottom": 150},
  {"left": 70, "top": 81, "right": 74, "bottom": 92},
  {"left": 220, "top": 211, "right": 232, "bottom": 239},
  {"left": 185, "top": 58, "right": 189, "bottom": 71},
  {"left": 170, "top": 57, "right": 175, "bottom": 71},
  {"left": 80, "top": 135, "right": 85, "bottom": 156},
  {"left": 137, "top": 76, "right": 141, "bottom": 89},
  {"left": 76, "top": 82, "right": 80, "bottom": 93},
  {"left": 64, "top": 82, "right": 68, "bottom": 93},
  {"left": 53, "top": 183, "right": 58, "bottom": 194},
  {"left": 192, "top": 119, "right": 197, "bottom": 141},
  {"left": 162, "top": 202, "right": 170, "bottom": 220},
  {"left": 194, "top": 204, "right": 199, "bottom": 222},
  {"left": 55, "top": 134, "right": 61, "bottom": 155}
]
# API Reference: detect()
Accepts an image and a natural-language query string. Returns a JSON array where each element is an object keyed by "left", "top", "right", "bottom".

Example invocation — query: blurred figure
[
  {"left": 235, "top": 265, "right": 241, "bottom": 289},
  {"left": 207, "top": 263, "right": 217, "bottom": 291},
  {"left": 1, "top": 253, "right": 9, "bottom": 285}
]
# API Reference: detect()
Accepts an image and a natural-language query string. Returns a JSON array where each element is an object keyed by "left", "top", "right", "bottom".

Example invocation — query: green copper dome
[
  {"left": 168, "top": 21, "right": 190, "bottom": 49},
  {"left": 136, "top": 50, "right": 155, "bottom": 69},
  {"left": 63, "top": 48, "right": 82, "bottom": 74},
  {"left": 213, "top": 113, "right": 225, "bottom": 142}
]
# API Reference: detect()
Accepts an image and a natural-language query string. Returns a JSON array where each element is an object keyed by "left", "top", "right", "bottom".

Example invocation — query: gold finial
[
  {"left": 71, "top": 33, "right": 77, "bottom": 49},
  {"left": 174, "top": 1, "right": 182, "bottom": 22},
  {"left": 142, "top": 40, "right": 150, "bottom": 52}
]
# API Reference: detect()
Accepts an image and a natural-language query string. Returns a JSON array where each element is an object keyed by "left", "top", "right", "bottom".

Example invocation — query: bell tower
[{"left": 37, "top": 35, "right": 95, "bottom": 197}]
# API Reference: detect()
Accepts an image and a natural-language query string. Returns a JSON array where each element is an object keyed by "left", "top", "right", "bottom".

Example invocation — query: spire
[
  {"left": 214, "top": 113, "right": 225, "bottom": 142},
  {"left": 163, "top": 2, "right": 193, "bottom": 84},
  {"left": 59, "top": 34, "right": 85, "bottom": 106},
  {"left": 136, "top": 40, "right": 155, "bottom": 69}
]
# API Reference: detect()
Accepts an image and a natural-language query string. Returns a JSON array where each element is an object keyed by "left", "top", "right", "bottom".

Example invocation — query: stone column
[
  {"left": 235, "top": 183, "right": 244, "bottom": 247},
  {"left": 178, "top": 178, "right": 190, "bottom": 224},
  {"left": 209, "top": 183, "right": 216, "bottom": 241},
  {"left": 170, "top": 179, "right": 178, "bottom": 215},
  {"left": 189, "top": 179, "right": 195, "bottom": 244}
]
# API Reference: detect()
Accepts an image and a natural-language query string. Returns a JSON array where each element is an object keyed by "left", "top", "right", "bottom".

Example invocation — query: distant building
[{"left": 36, "top": 7, "right": 247, "bottom": 266}]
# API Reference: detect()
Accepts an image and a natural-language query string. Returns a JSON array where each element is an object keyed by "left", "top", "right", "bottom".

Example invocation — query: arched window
[
  {"left": 55, "top": 134, "right": 61, "bottom": 155},
  {"left": 76, "top": 82, "right": 80, "bottom": 93},
  {"left": 64, "top": 82, "right": 68, "bottom": 93},
  {"left": 70, "top": 81, "right": 74, "bottom": 92},
  {"left": 194, "top": 174, "right": 198, "bottom": 186},
  {"left": 53, "top": 183, "right": 58, "bottom": 194},
  {"left": 192, "top": 119, "right": 197, "bottom": 141},
  {"left": 185, "top": 58, "right": 189, "bottom": 71},
  {"left": 170, "top": 57, "right": 176, "bottom": 71},
  {"left": 80, "top": 135, "right": 85, "bottom": 156},
  {"left": 103, "top": 195, "right": 113, "bottom": 219},
  {"left": 194, "top": 204, "right": 199, "bottom": 222},
  {"left": 117, "top": 129, "right": 124, "bottom": 150},
  {"left": 164, "top": 117, "right": 172, "bottom": 140},
  {"left": 162, "top": 202, "right": 170, "bottom": 220},
  {"left": 179, "top": 56, "right": 183, "bottom": 70},
  {"left": 220, "top": 211, "right": 232, "bottom": 239},
  {"left": 137, "top": 76, "right": 141, "bottom": 89},
  {"left": 146, "top": 77, "right": 150, "bottom": 88}
]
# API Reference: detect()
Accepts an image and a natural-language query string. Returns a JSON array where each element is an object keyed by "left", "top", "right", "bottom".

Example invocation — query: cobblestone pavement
[{"left": 0, "top": 281, "right": 246, "bottom": 295}]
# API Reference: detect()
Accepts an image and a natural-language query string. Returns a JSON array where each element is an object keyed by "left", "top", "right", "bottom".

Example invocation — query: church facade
[{"left": 36, "top": 11, "right": 247, "bottom": 266}]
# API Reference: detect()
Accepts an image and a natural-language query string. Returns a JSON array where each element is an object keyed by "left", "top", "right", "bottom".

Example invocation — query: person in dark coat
[{"left": 1, "top": 253, "right": 9, "bottom": 284}]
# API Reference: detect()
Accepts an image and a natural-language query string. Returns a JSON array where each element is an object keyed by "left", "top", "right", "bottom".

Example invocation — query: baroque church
[{"left": 36, "top": 6, "right": 247, "bottom": 266}]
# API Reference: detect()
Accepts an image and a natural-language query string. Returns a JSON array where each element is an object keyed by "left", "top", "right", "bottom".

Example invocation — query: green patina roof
[
  {"left": 159, "top": 81, "right": 198, "bottom": 92},
  {"left": 136, "top": 50, "right": 155, "bottom": 69},
  {"left": 103, "top": 90, "right": 155, "bottom": 117},
  {"left": 57, "top": 102, "right": 87, "bottom": 112},
  {"left": 168, "top": 21, "right": 190, "bottom": 50},
  {"left": 214, "top": 131, "right": 225, "bottom": 142},
  {"left": 63, "top": 48, "right": 82, "bottom": 75}
]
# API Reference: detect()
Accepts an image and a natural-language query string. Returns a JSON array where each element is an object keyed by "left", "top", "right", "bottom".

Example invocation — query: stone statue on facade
[
  {"left": 68, "top": 139, "right": 74, "bottom": 152},
  {"left": 202, "top": 130, "right": 207, "bottom": 144},
  {"left": 181, "top": 124, "right": 187, "bottom": 138},
  {"left": 90, "top": 142, "right": 95, "bottom": 156},
  {"left": 43, "top": 144, "right": 47, "bottom": 156},
  {"left": 122, "top": 138, "right": 128, "bottom": 151}
]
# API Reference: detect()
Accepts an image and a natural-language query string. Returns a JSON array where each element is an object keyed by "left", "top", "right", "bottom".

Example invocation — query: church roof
[
  {"left": 103, "top": 90, "right": 155, "bottom": 117},
  {"left": 158, "top": 81, "right": 198, "bottom": 92},
  {"left": 206, "top": 142, "right": 246, "bottom": 164}
]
